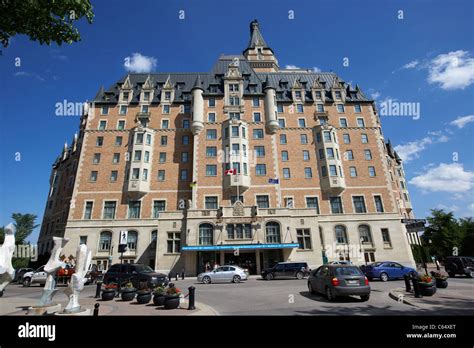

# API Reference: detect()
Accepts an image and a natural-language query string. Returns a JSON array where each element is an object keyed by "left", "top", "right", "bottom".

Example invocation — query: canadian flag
[{"left": 225, "top": 168, "right": 237, "bottom": 175}]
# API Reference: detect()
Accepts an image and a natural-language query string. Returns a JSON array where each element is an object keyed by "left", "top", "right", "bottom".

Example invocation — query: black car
[
  {"left": 444, "top": 256, "right": 474, "bottom": 278},
  {"left": 103, "top": 263, "right": 168, "bottom": 288},
  {"left": 261, "top": 262, "right": 309, "bottom": 280}
]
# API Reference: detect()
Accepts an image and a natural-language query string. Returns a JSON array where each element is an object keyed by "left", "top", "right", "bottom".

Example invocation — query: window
[
  {"left": 319, "top": 117, "right": 328, "bottom": 125},
  {"left": 128, "top": 201, "right": 141, "bottom": 219},
  {"left": 400, "top": 181, "right": 406, "bottom": 189},
  {"left": 206, "top": 165, "right": 217, "bottom": 176},
  {"left": 182, "top": 135, "right": 190, "bottom": 145},
  {"left": 315, "top": 91, "right": 322, "bottom": 100},
  {"left": 162, "top": 120, "right": 169, "bottom": 129},
  {"left": 357, "top": 118, "right": 365, "bottom": 127},
  {"left": 208, "top": 97, "right": 216, "bottom": 107},
  {"left": 353, "top": 196, "right": 367, "bottom": 213},
  {"left": 335, "top": 91, "right": 342, "bottom": 100},
  {"left": 205, "top": 196, "right": 218, "bottom": 209},
  {"left": 167, "top": 232, "right": 180, "bottom": 253},
  {"left": 326, "top": 148, "right": 335, "bottom": 159},
  {"left": 142, "top": 168, "right": 148, "bottom": 181},
  {"left": 280, "top": 134, "right": 287, "bottom": 144},
  {"left": 368, "top": 166, "right": 376, "bottom": 177},
  {"left": 321, "top": 165, "right": 328, "bottom": 177},
  {"left": 361, "top": 134, "right": 369, "bottom": 143},
  {"left": 349, "top": 166, "right": 357, "bottom": 177},
  {"left": 329, "top": 165, "right": 338, "bottom": 176},
  {"left": 316, "top": 132, "right": 321, "bottom": 142},
  {"left": 141, "top": 105, "right": 149, "bottom": 114},
  {"left": 158, "top": 170, "right": 165, "bottom": 181},
  {"left": 343, "top": 134, "right": 350, "bottom": 144},
  {"left": 374, "top": 195, "right": 384, "bottom": 212},
  {"left": 90, "top": 171, "right": 98, "bottom": 182},
  {"left": 229, "top": 112, "right": 240, "bottom": 120},
  {"left": 153, "top": 200, "right": 166, "bottom": 218},
  {"left": 231, "top": 144, "right": 240, "bottom": 155},
  {"left": 117, "top": 120, "right": 125, "bottom": 130},
  {"left": 296, "top": 104, "right": 304, "bottom": 113},
  {"left": 226, "top": 224, "right": 252, "bottom": 239},
  {"left": 103, "top": 201, "right": 116, "bottom": 219},
  {"left": 99, "top": 231, "right": 112, "bottom": 251},
  {"left": 181, "top": 152, "right": 189, "bottom": 163},
  {"left": 143, "top": 151, "right": 150, "bottom": 163},
  {"left": 159, "top": 152, "right": 166, "bottom": 163},
  {"left": 354, "top": 104, "right": 362, "bottom": 113},
  {"left": 255, "top": 164, "right": 266, "bottom": 176},
  {"left": 316, "top": 104, "right": 324, "bottom": 112},
  {"left": 278, "top": 119, "right": 286, "bottom": 128},
  {"left": 126, "top": 231, "right": 138, "bottom": 250},
  {"left": 318, "top": 149, "right": 325, "bottom": 160},
  {"left": 265, "top": 222, "right": 281, "bottom": 243},
  {"left": 404, "top": 193, "right": 409, "bottom": 201},
  {"left": 119, "top": 105, "right": 127, "bottom": 115},
  {"left": 229, "top": 97, "right": 240, "bottom": 106},
  {"left": 93, "top": 153, "right": 101, "bottom": 164},
  {"left": 330, "top": 197, "right": 343, "bottom": 214},
  {"left": 303, "top": 150, "right": 310, "bottom": 161},
  {"left": 252, "top": 97, "right": 260, "bottom": 107},
  {"left": 160, "top": 136, "right": 168, "bottom": 146},
  {"left": 277, "top": 104, "right": 283, "bottom": 113},
  {"left": 180, "top": 169, "right": 188, "bottom": 180},
  {"left": 208, "top": 113, "right": 216, "bottom": 122},
  {"left": 253, "top": 112, "right": 262, "bottom": 122},
  {"left": 229, "top": 83, "right": 239, "bottom": 92},
  {"left": 283, "top": 168, "right": 291, "bottom": 179},
  {"left": 209, "top": 85, "right": 218, "bottom": 93},
  {"left": 304, "top": 167, "right": 313, "bottom": 178},
  {"left": 135, "top": 133, "right": 144, "bottom": 145},
  {"left": 364, "top": 149, "right": 372, "bottom": 160},
  {"left": 96, "top": 136, "right": 104, "bottom": 147},
  {"left": 281, "top": 151, "right": 289, "bottom": 161},
  {"left": 150, "top": 230, "right": 157, "bottom": 248},
  {"left": 206, "top": 146, "right": 217, "bottom": 157},
  {"left": 300, "top": 134, "right": 308, "bottom": 144},
  {"left": 79, "top": 236, "right": 87, "bottom": 245},
  {"left": 359, "top": 225, "right": 372, "bottom": 243},
  {"left": 253, "top": 129, "right": 264, "bottom": 139},
  {"left": 256, "top": 195, "right": 269, "bottom": 208},
  {"left": 346, "top": 150, "right": 354, "bottom": 160},
  {"left": 110, "top": 171, "right": 118, "bottom": 182},
  {"left": 162, "top": 105, "right": 170, "bottom": 114},
  {"left": 131, "top": 168, "right": 140, "bottom": 180},
  {"left": 84, "top": 202, "right": 93, "bottom": 219},
  {"left": 335, "top": 225, "right": 348, "bottom": 244},
  {"left": 146, "top": 134, "right": 151, "bottom": 145},
  {"left": 115, "top": 136, "right": 122, "bottom": 146},
  {"left": 323, "top": 131, "right": 331, "bottom": 142},
  {"left": 101, "top": 106, "right": 109, "bottom": 115},
  {"left": 294, "top": 91, "right": 302, "bottom": 99},
  {"left": 305, "top": 197, "right": 320, "bottom": 213},
  {"left": 255, "top": 146, "right": 265, "bottom": 157},
  {"left": 336, "top": 104, "right": 345, "bottom": 112},
  {"left": 230, "top": 196, "right": 244, "bottom": 205},
  {"left": 199, "top": 224, "right": 214, "bottom": 245},
  {"left": 339, "top": 118, "right": 348, "bottom": 127},
  {"left": 298, "top": 118, "right": 306, "bottom": 127},
  {"left": 143, "top": 91, "right": 150, "bottom": 101},
  {"left": 133, "top": 150, "right": 142, "bottom": 162},
  {"left": 297, "top": 229, "right": 312, "bottom": 250},
  {"left": 231, "top": 126, "right": 239, "bottom": 137},
  {"left": 381, "top": 228, "right": 391, "bottom": 245},
  {"left": 206, "top": 129, "right": 217, "bottom": 139}
]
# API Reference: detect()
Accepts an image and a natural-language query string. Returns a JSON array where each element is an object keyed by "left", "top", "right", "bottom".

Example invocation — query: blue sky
[{"left": 1, "top": 0, "right": 473, "bottom": 244}]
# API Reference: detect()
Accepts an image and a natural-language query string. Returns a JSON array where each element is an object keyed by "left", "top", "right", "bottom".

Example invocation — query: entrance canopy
[{"left": 182, "top": 243, "right": 299, "bottom": 251}]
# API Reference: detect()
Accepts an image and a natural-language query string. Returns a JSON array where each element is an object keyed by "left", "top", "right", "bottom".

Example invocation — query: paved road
[{"left": 2, "top": 276, "right": 473, "bottom": 315}]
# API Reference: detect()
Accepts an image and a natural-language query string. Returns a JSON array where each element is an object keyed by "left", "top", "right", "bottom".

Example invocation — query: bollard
[
  {"left": 404, "top": 274, "right": 411, "bottom": 292},
  {"left": 95, "top": 281, "right": 102, "bottom": 298},
  {"left": 412, "top": 277, "right": 423, "bottom": 298},
  {"left": 188, "top": 286, "right": 196, "bottom": 310},
  {"left": 93, "top": 303, "right": 100, "bottom": 316},
  {"left": 181, "top": 271, "right": 185, "bottom": 280}
]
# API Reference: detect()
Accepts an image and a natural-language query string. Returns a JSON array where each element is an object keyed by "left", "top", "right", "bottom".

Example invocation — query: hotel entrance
[
  {"left": 196, "top": 251, "right": 219, "bottom": 274},
  {"left": 224, "top": 252, "right": 257, "bottom": 274},
  {"left": 260, "top": 249, "right": 284, "bottom": 270}
]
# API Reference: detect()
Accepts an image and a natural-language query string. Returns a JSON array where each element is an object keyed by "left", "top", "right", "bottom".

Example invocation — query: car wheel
[
  {"left": 22, "top": 277, "right": 31, "bottom": 287},
  {"left": 296, "top": 272, "right": 304, "bottom": 280},
  {"left": 380, "top": 272, "right": 389, "bottom": 282},
  {"left": 448, "top": 272, "right": 456, "bottom": 278},
  {"left": 266, "top": 273, "right": 274, "bottom": 281},
  {"left": 202, "top": 276, "right": 211, "bottom": 284},
  {"left": 360, "top": 294, "right": 370, "bottom": 302},
  {"left": 308, "top": 282, "right": 316, "bottom": 294},
  {"left": 232, "top": 275, "right": 241, "bottom": 283},
  {"left": 326, "top": 287, "right": 335, "bottom": 301}
]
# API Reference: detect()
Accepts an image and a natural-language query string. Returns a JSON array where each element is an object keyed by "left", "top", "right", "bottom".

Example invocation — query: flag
[
  {"left": 225, "top": 169, "right": 237, "bottom": 175},
  {"left": 268, "top": 178, "right": 279, "bottom": 184}
]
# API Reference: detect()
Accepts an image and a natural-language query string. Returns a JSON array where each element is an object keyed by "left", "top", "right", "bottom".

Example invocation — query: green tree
[
  {"left": 422, "top": 209, "right": 464, "bottom": 258},
  {"left": 0, "top": 0, "right": 94, "bottom": 48},
  {"left": 11, "top": 213, "right": 39, "bottom": 245},
  {"left": 459, "top": 217, "right": 474, "bottom": 256}
]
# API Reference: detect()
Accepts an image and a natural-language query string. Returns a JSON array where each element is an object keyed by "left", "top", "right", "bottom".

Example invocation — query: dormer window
[
  {"left": 276, "top": 91, "right": 284, "bottom": 99},
  {"left": 143, "top": 91, "right": 150, "bottom": 101},
  {"left": 315, "top": 91, "right": 322, "bottom": 100},
  {"left": 335, "top": 91, "right": 342, "bottom": 100},
  {"left": 229, "top": 84, "right": 239, "bottom": 92},
  {"left": 164, "top": 91, "right": 171, "bottom": 101},
  {"left": 209, "top": 85, "right": 218, "bottom": 93},
  {"left": 295, "top": 91, "right": 302, "bottom": 99},
  {"left": 122, "top": 91, "right": 130, "bottom": 102},
  {"left": 249, "top": 85, "right": 257, "bottom": 93}
]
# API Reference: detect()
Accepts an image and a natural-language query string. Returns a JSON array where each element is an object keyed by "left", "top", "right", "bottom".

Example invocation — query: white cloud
[
  {"left": 394, "top": 133, "right": 448, "bottom": 162},
  {"left": 435, "top": 204, "right": 459, "bottom": 212},
  {"left": 409, "top": 163, "right": 474, "bottom": 193},
  {"left": 427, "top": 50, "right": 474, "bottom": 90},
  {"left": 312, "top": 66, "right": 321, "bottom": 73},
  {"left": 124, "top": 52, "right": 157, "bottom": 73},
  {"left": 285, "top": 64, "right": 300, "bottom": 69},
  {"left": 402, "top": 60, "right": 419, "bottom": 69},
  {"left": 450, "top": 115, "right": 474, "bottom": 129},
  {"left": 13, "top": 71, "right": 45, "bottom": 81},
  {"left": 371, "top": 91, "right": 381, "bottom": 100}
]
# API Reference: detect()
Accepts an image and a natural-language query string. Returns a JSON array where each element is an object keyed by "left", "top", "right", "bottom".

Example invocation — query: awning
[{"left": 182, "top": 243, "right": 299, "bottom": 251}]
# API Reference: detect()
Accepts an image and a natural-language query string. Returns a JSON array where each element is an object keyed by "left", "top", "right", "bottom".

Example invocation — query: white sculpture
[
  {"left": 63, "top": 244, "right": 91, "bottom": 314},
  {"left": 0, "top": 223, "right": 16, "bottom": 297}
]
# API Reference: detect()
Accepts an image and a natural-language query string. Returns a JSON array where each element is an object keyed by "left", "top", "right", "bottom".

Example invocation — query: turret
[
  {"left": 191, "top": 75, "right": 204, "bottom": 135},
  {"left": 263, "top": 76, "right": 279, "bottom": 134}
]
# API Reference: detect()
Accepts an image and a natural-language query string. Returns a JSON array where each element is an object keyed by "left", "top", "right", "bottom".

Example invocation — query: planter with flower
[
  {"left": 153, "top": 285, "right": 166, "bottom": 306},
  {"left": 417, "top": 274, "right": 436, "bottom": 296},
  {"left": 164, "top": 285, "right": 182, "bottom": 309},
  {"left": 136, "top": 286, "right": 153, "bottom": 304},
  {"left": 120, "top": 281, "right": 137, "bottom": 301},
  {"left": 430, "top": 271, "right": 448, "bottom": 289},
  {"left": 102, "top": 283, "right": 118, "bottom": 301}
]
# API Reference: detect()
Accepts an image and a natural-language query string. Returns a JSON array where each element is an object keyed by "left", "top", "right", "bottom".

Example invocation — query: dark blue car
[{"left": 361, "top": 261, "right": 417, "bottom": 282}]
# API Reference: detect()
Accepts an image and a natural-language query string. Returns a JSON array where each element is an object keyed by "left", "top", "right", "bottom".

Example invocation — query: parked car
[
  {"left": 361, "top": 261, "right": 417, "bottom": 281},
  {"left": 308, "top": 265, "right": 371, "bottom": 301},
  {"left": 197, "top": 265, "right": 248, "bottom": 284},
  {"left": 444, "top": 256, "right": 474, "bottom": 278},
  {"left": 22, "top": 266, "right": 47, "bottom": 287},
  {"left": 103, "top": 263, "right": 168, "bottom": 288},
  {"left": 329, "top": 261, "right": 353, "bottom": 265},
  {"left": 261, "top": 262, "right": 310, "bottom": 280},
  {"left": 13, "top": 268, "right": 33, "bottom": 283}
]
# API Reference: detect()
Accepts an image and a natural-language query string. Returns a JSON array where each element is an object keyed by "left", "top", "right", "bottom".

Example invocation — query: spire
[
  {"left": 243, "top": 19, "right": 279, "bottom": 72},
  {"left": 247, "top": 19, "right": 269, "bottom": 49},
  {"left": 192, "top": 74, "right": 204, "bottom": 91},
  {"left": 94, "top": 85, "right": 105, "bottom": 101}
]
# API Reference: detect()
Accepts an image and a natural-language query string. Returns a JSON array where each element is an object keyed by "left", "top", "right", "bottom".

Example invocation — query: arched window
[
  {"left": 127, "top": 231, "right": 138, "bottom": 250},
  {"left": 265, "top": 222, "right": 281, "bottom": 243},
  {"left": 99, "top": 231, "right": 112, "bottom": 251},
  {"left": 199, "top": 224, "right": 214, "bottom": 245},
  {"left": 151, "top": 230, "right": 157, "bottom": 249},
  {"left": 358, "top": 225, "right": 372, "bottom": 243},
  {"left": 334, "top": 225, "right": 348, "bottom": 244}
]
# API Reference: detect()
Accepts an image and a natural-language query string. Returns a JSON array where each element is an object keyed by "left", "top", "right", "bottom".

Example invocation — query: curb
[
  {"left": 190, "top": 301, "right": 219, "bottom": 316},
  {"left": 388, "top": 288, "right": 420, "bottom": 308}
]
